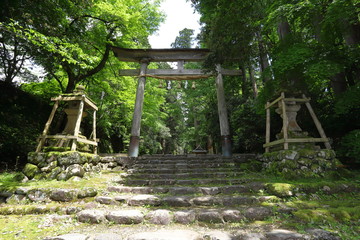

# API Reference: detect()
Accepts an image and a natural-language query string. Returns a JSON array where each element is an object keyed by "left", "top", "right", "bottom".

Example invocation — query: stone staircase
[
  {"left": 1, "top": 154, "right": 347, "bottom": 239},
  {"left": 81, "top": 154, "right": 276, "bottom": 226},
  {"left": 69, "top": 155, "right": 312, "bottom": 239}
]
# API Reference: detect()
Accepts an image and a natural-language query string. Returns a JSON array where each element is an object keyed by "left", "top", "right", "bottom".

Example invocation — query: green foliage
[
  {"left": 0, "top": 82, "right": 51, "bottom": 170},
  {"left": 337, "top": 130, "right": 360, "bottom": 164},
  {"left": 171, "top": 28, "right": 195, "bottom": 48},
  {"left": 335, "top": 83, "right": 360, "bottom": 115},
  {"left": 1, "top": 0, "right": 164, "bottom": 92}
]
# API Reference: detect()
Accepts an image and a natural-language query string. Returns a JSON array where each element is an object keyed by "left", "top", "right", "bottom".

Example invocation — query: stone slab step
[
  {"left": 126, "top": 172, "right": 243, "bottom": 180},
  {"left": 134, "top": 159, "right": 236, "bottom": 164},
  {"left": 132, "top": 162, "right": 236, "bottom": 169},
  {"left": 116, "top": 178, "right": 250, "bottom": 186},
  {"left": 45, "top": 228, "right": 333, "bottom": 240},
  {"left": 128, "top": 167, "right": 236, "bottom": 174},
  {"left": 94, "top": 194, "right": 277, "bottom": 207},
  {"left": 108, "top": 183, "right": 265, "bottom": 195},
  {"left": 76, "top": 206, "right": 273, "bottom": 225}
]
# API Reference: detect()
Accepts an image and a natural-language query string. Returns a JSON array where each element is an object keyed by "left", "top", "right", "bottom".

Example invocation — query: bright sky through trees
[{"left": 149, "top": 0, "right": 201, "bottom": 48}]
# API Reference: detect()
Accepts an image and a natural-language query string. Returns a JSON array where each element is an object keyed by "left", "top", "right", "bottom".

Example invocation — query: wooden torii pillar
[
  {"left": 129, "top": 59, "right": 149, "bottom": 157},
  {"left": 216, "top": 64, "right": 232, "bottom": 157},
  {"left": 111, "top": 47, "right": 240, "bottom": 157}
]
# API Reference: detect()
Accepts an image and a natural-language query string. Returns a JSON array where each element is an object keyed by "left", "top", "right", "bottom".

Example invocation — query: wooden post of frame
[
  {"left": 92, "top": 110, "right": 97, "bottom": 154},
  {"left": 70, "top": 98, "right": 85, "bottom": 151},
  {"left": 265, "top": 102, "right": 271, "bottom": 153},
  {"left": 280, "top": 92, "right": 289, "bottom": 150},
  {"left": 303, "top": 94, "right": 331, "bottom": 149},
  {"left": 36, "top": 100, "right": 59, "bottom": 152}
]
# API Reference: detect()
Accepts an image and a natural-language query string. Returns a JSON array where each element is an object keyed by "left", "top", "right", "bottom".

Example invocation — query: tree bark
[
  {"left": 256, "top": 32, "right": 271, "bottom": 82},
  {"left": 330, "top": 72, "right": 348, "bottom": 96},
  {"left": 249, "top": 66, "right": 258, "bottom": 98},
  {"left": 277, "top": 20, "right": 291, "bottom": 40},
  {"left": 240, "top": 64, "right": 249, "bottom": 98}
]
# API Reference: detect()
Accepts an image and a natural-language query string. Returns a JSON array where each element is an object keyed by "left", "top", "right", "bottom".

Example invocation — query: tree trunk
[
  {"left": 240, "top": 65, "right": 249, "bottom": 98},
  {"left": 330, "top": 72, "right": 348, "bottom": 96},
  {"left": 277, "top": 20, "right": 291, "bottom": 40},
  {"left": 256, "top": 32, "right": 271, "bottom": 82},
  {"left": 248, "top": 66, "right": 258, "bottom": 98}
]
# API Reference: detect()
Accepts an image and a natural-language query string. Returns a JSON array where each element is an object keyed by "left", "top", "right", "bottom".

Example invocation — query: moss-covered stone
[
  {"left": 238, "top": 160, "right": 262, "bottom": 171},
  {"left": 317, "top": 150, "right": 336, "bottom": 159},
  {"left": 266, "top": 183, "right": 295, "bottom": 197},
  {"left": 279, "top": 150, "right": 299, "bottom": 160},
  {"left": 57, "top": 171, "right": 68, "bottom": 181},
  {"left": 48, "top": 167, "right": 62, "bottom": 180},
  {"left": 57, "top": 151, "right": 82, "bottom": 166},
  {"left": 23, "top": 163, "right": 39, "bottom": 179},
  {"left": 40, "top": 161, "right": 58, "bottom": 173},
  {"left": 294, "top": 206, "right": 360, "bottom": 223},
  {"left": 77, "top": 187, "right": 98, "bottom": 198},
  {"left": 298, "top": 149, "right": 317, "bottom": 158},
  {"left": 261, "top": 148, "right": 340, "bottom": 179}
]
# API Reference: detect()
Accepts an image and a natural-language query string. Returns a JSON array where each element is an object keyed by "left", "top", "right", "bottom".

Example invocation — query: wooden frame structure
[
  {"left": 111, "top": 47, "right": 241, "bottom": 157},
  {"left": 36, "top": 91, "right": 98, "bottom": 154},
  {"left": 263, "top": 92, "right": 331, "bottom": 152}
]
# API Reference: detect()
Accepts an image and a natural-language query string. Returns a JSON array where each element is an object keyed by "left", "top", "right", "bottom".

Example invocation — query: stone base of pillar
[
  {"left": 221, "top": 135, "right": 232, "bottom": 157},
  {"left": 128, "top": 136, "right": 140, "bottom": 157}
]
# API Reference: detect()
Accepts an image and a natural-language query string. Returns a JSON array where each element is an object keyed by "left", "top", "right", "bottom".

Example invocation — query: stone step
[
  {"left": 128, "top": 167, "right": 236, "bottom": 174},
  {"left": 46, "top": 228, "right": 323, "bottom": 240},
  {"left": 108, "top": 183, "right": 265, "bottom": 195},
  {"left": 116, "top": 178, "right": 253, "bottom": 186},
  {"left": 94, "top": 194, "right": 278, "bottom": 207},
  {"left": 132, "top": 162, "right": 236, "bottom": 169},
  {"left": 126, "top": 172, "right": 243, "bottom": 180},
  {"left": 134, "top": 159, "right": 235, "bottom": 164},
  {"left": 76, "top": 206, "right": 273, "bottom": 225}
]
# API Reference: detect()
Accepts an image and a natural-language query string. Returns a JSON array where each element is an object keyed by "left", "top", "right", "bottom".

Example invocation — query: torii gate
[{"left": 111, "top": 47, "right": 241, "bottom": 157}]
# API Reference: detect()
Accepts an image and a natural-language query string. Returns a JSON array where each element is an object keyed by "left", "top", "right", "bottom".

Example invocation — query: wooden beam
[
  {"left": 263, "top": 139, "right": 285, "bottom": 148},
  {"left": 285, "top": 138, "right": 329, "bottom": 143},
  {"left": 51, "top": 95, "right": 98, "bottom": 110},
  {"left": 303, "top": 94, "right": 331, "bottom": 149},
  {"left": 36, "top": 100, "right": 59, "bottom": 152},
  {"left": 71, "top": 99, "right": 84, "bottom": 151},
  {"left": 265, "top": 102, "right": 271, "bottom": 153},
  {"left": 118, "top": 68, "right": 242, "bottom": 77},
  {"left": 266, "top": 95, "right": 283, "bottom": 109},
  {"left": 284, "top": 98, "right": 310, "bottom": 103},
  {"left": 42, "top": 135, "right": 98, "bottom": 146},
  {"left": 92, "top": 111, "right": 97, "bottom": 154},
  {"left": 111, "top": 47, "right": 212, "bottom": 62},
  {"left": 84, "top": 98, "right": 98, "bottom": 111},
  {"left": 281, "top": 92, "right": 289, "bottom": 150},
  {"left": 263, "top": 138, "right": 329, "bottom": 148},
  {"left": 76, "top": 137, "right": 98, "bottom": 146}
]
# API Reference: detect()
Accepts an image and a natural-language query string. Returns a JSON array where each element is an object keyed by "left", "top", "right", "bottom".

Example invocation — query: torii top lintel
[{"left": 111, "top": 46, "right": 212, "bottom": 62}]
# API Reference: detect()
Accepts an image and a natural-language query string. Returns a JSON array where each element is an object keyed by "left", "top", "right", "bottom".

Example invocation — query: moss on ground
[
  {"left": 0, "top": 170, "right": 123, "bottom": 192},
  {"left": 0, "top": 214, "right": 77, "bottom": 240}
]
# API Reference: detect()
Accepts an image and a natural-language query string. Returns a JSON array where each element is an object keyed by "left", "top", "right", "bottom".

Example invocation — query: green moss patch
[
  {"left": 0, "top": 170, "right": 122, "bottom": 192},
  {"left": 266, "top": 183, "right": 295, "bottom": 197},
  {"left": 0, "top": 214, "right": 77, "bottom": 240},
  {"left": 294, "top": 206, "right": 360, "bottom": 223}
]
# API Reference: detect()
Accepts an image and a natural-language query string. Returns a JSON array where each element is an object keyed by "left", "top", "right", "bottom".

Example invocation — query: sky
[{"left": 149, "top": 0, "right": 201, "bottom": 48}]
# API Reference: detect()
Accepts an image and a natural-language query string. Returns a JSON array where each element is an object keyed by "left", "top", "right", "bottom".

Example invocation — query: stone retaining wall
[
  {"left": 260, "top": 149, "right": 341, "bottom": 178},
  {"left": 23, "top": 151, "right": 134, "bottom": 181}
]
